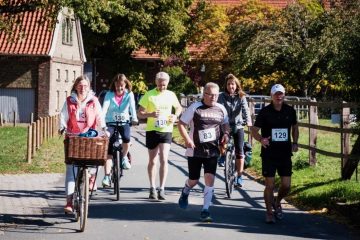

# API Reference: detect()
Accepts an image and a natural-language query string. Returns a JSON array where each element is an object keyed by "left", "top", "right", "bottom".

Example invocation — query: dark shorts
[
  {"left": 145, "top": 131, "right": 172, "bottom": 149},
  {"left": 262, "top": 156, "right": 292, "bottom": 177},
  {"left": 187, "top": 156, "right": 218, "bottom": 180},
  {"left": 233, "top": 128, "right": 245, "bottom": 159},
  {"left": 107, "top": 124, "right": 131, "bottom": 155}
]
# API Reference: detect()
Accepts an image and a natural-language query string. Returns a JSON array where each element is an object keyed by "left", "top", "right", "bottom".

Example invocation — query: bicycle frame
[{"left": 107, "top": 120, "right": 129, "bottom": 201}]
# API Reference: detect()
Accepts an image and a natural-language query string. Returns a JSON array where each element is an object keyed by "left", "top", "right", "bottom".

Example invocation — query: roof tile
[{"left": 0, "top": 1, "right": 55, "bottom": 55}]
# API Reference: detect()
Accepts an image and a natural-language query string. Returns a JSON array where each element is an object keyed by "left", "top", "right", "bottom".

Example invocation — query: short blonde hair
[{"left": 204, "top": 82, "right": 219, "bottom": 93}]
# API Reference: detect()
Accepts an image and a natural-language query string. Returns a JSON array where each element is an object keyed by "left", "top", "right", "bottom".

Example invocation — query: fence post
[
  {"left": 0, "top": 113, "right": 3, "bottom": 126},
  {"left": 13, "top": 111, "right": 16, "bottom": 127},
  {"left": 341, "top": 102, "right": 350, "bottom": 178},
  {"left": 36, "top": 119, "right": 40, "bottom": 150},
  {"left": 27, "top": 124, "right": 32, "bottom": 163},
  {"left": 309, "top": 98, "right": 318, "bottom": 166},
  {"left": 30, "top": 113, "right": 34, "bottom": 123},
  {"left": 32, "top": 122, "right": 36, "bottom": 156}
]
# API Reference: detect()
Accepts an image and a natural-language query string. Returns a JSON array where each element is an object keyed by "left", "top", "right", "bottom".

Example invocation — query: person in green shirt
[{"left": 138, "top": 72, "right": 182, "bottom": 200}]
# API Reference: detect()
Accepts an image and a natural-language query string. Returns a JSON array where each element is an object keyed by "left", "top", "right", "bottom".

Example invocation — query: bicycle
[
  {"left": 65, "top": 134, "right": 108, "bottom": 232},
  {"left": 223, "top": 136, "right": 236, "bottom": 199},
  {"left": 106, "top": 120, "right": 130, "bottom": 201}
]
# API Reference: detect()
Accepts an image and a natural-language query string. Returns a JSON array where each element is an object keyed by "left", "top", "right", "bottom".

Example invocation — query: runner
[
  {"left": 250, "top": 84, "right": 299, "bottom": 223},
  {"left": 138, "top": 71, "right": 182, "bottom": 200},
  {"left": 177, "top": 82, "right": 230, "bottom": 222}
]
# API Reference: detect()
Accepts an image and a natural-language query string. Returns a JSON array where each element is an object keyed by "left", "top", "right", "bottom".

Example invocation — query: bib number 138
[{"left": 272, "top": 128, "right": 288, "bottom": 142}]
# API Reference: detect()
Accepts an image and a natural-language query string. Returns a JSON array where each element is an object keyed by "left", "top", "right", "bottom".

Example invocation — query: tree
[{"left": 228, "top": 0, "right": 342, "bottom": 97}]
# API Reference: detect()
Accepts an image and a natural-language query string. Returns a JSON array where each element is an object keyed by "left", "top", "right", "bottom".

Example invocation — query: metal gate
[{"left": 0, "top": 88, "right": 35, "bottom": 123}]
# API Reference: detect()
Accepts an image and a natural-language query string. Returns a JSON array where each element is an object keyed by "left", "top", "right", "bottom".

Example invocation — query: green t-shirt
[{"left": 139, "top": 88, "right": 180, "bottom": 132}]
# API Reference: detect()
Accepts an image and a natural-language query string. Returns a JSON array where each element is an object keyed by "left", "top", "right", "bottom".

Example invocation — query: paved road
[{"left": 0, "top": 124, "right": 358, "bottom": 239}]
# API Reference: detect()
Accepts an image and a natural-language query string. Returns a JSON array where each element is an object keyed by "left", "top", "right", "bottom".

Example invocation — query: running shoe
[
  {"left": 273, "top": 199, "right": 284, "bottom": 220},
  {"left": 265, "top": 212, "right": 276, "bottom": 224},
  {"left": 102, "top": 175, "right": 111, "bottom": 187},
  {"left": 200, "top": 209, "right": 212, "bottom": 222},
  {"left": 234, "top": 176, "right": 243, "bottom": 188},
  {"left": 178, "top": 189, "right": 189, "bottom": 209},
  {"left": 157, "top": 189, "right": 166, "bottom": 200},
  {"left": 218, "top": 155, "right": 225, "bottom": 167},
  {"left": 149, "top": 187, "right": 157, "bottom": 200},
  {"left": 64, "top": 202, "right": 73, "bottom": 214},
  {"left": 122, "top": 156, "right": 131, "bottom": 170}
]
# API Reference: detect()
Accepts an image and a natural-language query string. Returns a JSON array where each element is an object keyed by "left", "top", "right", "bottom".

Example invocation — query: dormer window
[{"left": 62, "top": 17, "right": 73, "bottom": 45}]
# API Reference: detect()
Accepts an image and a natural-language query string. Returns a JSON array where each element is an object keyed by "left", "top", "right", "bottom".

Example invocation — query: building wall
[{"left": 48, "top": 8, "right": 84, "bottom": 116}]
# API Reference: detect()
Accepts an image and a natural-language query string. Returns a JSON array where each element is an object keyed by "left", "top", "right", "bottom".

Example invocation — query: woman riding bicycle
[
  {"left": 101, "top": 73, "right": 138, "bottom": 187},
  {"left": 60, "top": 75, "right": 106, "bottom": 214},
  {"left": 217, "top": 74, "right": 252, "bottom": 188}
]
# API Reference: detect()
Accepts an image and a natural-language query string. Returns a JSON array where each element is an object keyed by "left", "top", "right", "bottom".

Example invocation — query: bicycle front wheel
[
  {"left": 113, "top": 151, "right": 121, "bottom": 201},
  {"left": 224, "top": 150, "right": 236, "bottom": 198},
  {"left": 79, "top": 169, "right": 89, "bottom": 232}
]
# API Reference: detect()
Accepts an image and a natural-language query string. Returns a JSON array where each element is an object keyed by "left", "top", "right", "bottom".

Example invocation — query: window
[
  {"left": 73, "top": 71, "right": 76, "bottom": 82},
  {"left": 56, "top": 69, "right": 60, "bottom": 81},
  {"left": 65, "top": 70, "right": 69, "bottom": 82},
  {"left": 62, "top": 17, "right": 73, "bottom": 45}
]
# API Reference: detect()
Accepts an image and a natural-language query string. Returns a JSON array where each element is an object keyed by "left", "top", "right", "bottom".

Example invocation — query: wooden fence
[{"left": 26, "top": 115, "right": 59, "bottom": 163}]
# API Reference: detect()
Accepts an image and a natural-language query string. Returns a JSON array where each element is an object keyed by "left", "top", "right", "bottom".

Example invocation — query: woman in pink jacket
[{"left": 59, "top": 75, "right": 106, "bottom": 214}]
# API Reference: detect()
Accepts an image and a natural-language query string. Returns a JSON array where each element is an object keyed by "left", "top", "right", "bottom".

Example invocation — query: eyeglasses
[{"left": 204, "top": 92, "right": 219, "bottom": 98}]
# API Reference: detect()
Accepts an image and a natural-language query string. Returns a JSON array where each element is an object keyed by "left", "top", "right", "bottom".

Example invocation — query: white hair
[{"left": 155, "top": 72, "right": 170, "bottom": 82}]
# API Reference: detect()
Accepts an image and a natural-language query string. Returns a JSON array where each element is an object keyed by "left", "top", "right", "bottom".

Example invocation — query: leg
[
  {"left": 158, "top": 143, "right": 171, "bottom": 190},
  {"left": 64, "top": 164, "right": 77, "bottom": 213},
  {"left": 264, "top": 177, "right": 276, "bottom": 223},
  {"left": 102, "top": 155, "right": 112, "bottom": 187},
  {"left": 277, "top": 176, "right": 291, "bottom": 204},
  {"left": 179, "top": 157, "right": 201, "bottom": 209},
  {"left": 148, "top": 146, "right": 159, "bottom": 189}
]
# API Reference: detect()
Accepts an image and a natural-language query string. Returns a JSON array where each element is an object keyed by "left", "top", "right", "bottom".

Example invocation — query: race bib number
[
  {"left": 272, "top": 128, "right": 288, "bottom": 142},
  {"left": 112, "top": 112, "right": 129, "bottom": 122},
  {"left": 199, "top": 128, "right": 216, "bottom": 143},
  {"left": 155, "top": 115, "right": 168, "bottom": 128}
]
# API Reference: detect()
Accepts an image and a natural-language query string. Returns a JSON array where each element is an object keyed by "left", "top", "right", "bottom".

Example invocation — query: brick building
[{"left": 0, "top": 7, "right": 86, "bottom": 123}]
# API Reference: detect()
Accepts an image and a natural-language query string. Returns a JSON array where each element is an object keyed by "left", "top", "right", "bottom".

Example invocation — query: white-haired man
[{"left": 138, "top": 72, "right": 182, "bottom": 200}]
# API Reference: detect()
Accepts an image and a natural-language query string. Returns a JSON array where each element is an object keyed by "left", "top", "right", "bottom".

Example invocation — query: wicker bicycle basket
[{"left": 64, "top": 136, "right": 109, "bottom": 166}]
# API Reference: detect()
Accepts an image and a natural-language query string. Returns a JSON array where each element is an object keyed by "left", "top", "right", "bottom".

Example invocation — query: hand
[
  {"left": 105, "top": 130, "right": 111, "bottom": 137},
  {"left": 168, "top": 114, "right": 177, "bottom": 124},
  {"left": 220, "top": 134, "right": 229, "bottom": 145},
  {"left": 58, "top": 128, "right": 66, "bottom": 135},
  {"left": 131, "top": 120, "right": 139, "bottom": 126},
  {"left": 185, "top": 139, "right": 195, "bottom": 149},
  {"left": 260, "top": 136, "right": 271, "bottom": 148},
  {"left": 151, "top": 109, "right": 160, "bottom": 118},
  {"left": 292, "top": 143, "right": 298, "bottom": 152}
]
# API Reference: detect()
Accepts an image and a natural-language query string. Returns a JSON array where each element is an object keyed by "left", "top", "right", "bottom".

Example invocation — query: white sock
[
  {"left": 203, "top": 186, "right": 214, "bottom": 210},
  {"left": 182, "top": 179, "right": 191, "bottom": 195}
]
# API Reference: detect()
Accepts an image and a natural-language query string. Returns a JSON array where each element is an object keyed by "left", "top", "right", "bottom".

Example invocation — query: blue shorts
[{"left": 107, "top": 124, "right": 131, "bottom": 154}]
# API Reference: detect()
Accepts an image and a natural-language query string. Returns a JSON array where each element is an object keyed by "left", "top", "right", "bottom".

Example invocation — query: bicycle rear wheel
[
  {"left": 224, "top": 149, "right": 236, "bottom": 198},
  {"left": 79, "top": 169, "right": 89, "bottom": 232}
]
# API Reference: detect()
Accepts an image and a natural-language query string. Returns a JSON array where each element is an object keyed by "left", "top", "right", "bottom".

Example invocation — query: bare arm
[
  {"left": 292, "top": 123, "right": 299, "bottom": 152},
  {"left": 178, "top": 120, "right": 195, "bottom": 149},
  {"left": 250, "top": 126, "right": 270, "bottom": 148},
  {"left": 137, "top": 106, "right": 158, "bottom": 119}
]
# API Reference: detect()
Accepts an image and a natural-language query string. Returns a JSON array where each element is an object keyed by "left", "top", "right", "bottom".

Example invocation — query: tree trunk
[{"left": 342, "top": 135, "right": 360, "bottom": 180}]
